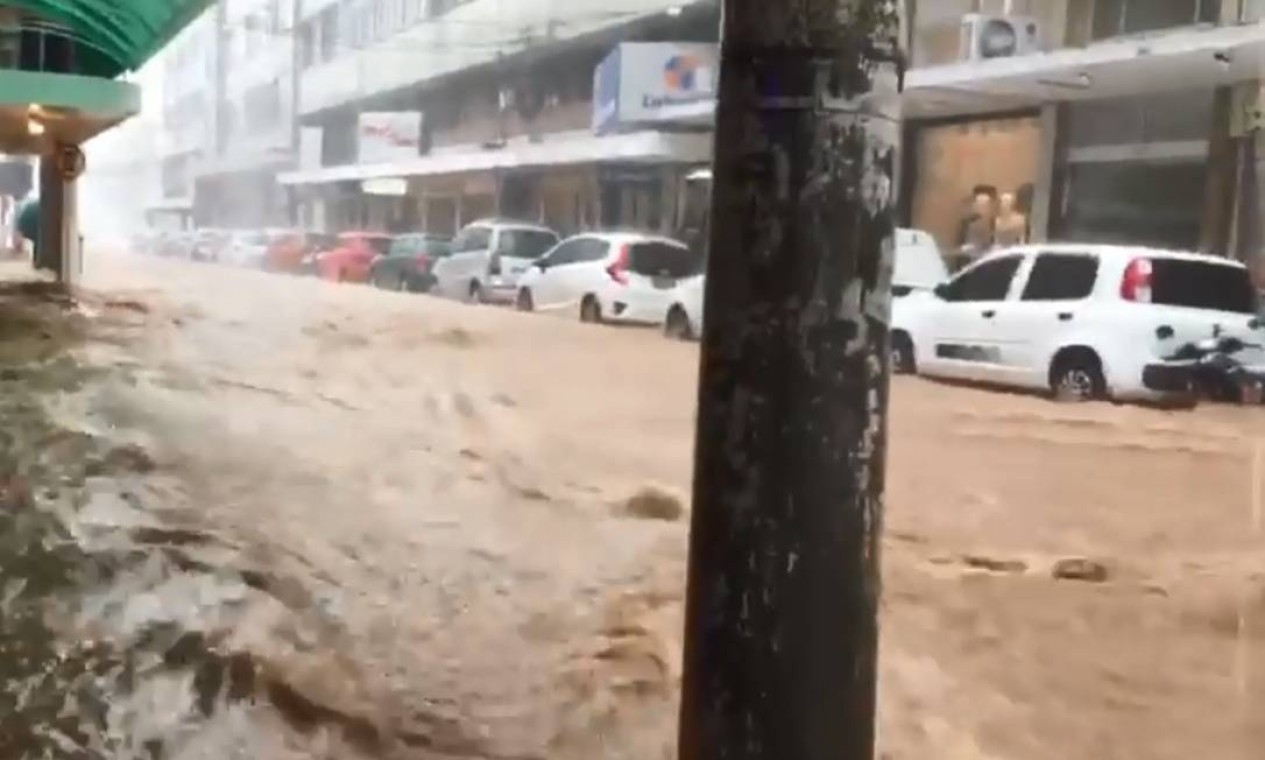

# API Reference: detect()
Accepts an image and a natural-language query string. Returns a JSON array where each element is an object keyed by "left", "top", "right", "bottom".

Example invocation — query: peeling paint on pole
[{"left": 678, "top": 1, "right": 902, "bottom": 759}]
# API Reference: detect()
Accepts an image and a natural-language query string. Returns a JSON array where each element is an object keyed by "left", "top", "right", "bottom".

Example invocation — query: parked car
[
  {"left": 220, "top": 230, "right": 272, "bottom": 268},
  {"left": 263, "top": 229, "right": 314, "bottom": 273},
  {"left": 431, "top": 219, "right": 559, "bottom": 304},
  {"left": 190, "top": 229, "right": 229, "bottom": 262},
  {"left": 890, "top": 244, "right": 1262, "bottom": 402},
  {"left": 315, "top": 232, "right": 392, "bottom": 283},
  {"left": 515, "top": 232, "right": 701, "bottom": 325},
  {"left": 662, "top": 227, "right": 949, "bottom": 341},
  {"left": 369, "top": 233, "right": 452, "bottom": 292}
]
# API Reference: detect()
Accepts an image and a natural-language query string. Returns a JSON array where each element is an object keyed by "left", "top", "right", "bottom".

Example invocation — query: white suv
[
  {"left": 891, "top": 244, "right": 1263, "bottom": 401},
  {"left": 515, "top": 232, "right": 700, "bottom": 325},
  {"left": 431, "top": 219, "right": 559, "bottom": 304}
]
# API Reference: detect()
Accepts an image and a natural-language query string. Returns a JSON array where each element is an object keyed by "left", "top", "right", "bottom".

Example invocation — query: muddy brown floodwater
[{"left": 1, "top": 251, "right": 1263, "bottom": 759}]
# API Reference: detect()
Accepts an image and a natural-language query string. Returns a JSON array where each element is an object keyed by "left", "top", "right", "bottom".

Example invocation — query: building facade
[
  {"left": 280, "top": 0, "right": 717, "bottom": 236},
  {"left": 194, "top": 0, "right": 298, "bottom": 228},
  {"left": 158, "top": 9, "right": 219, "bottom": 229},
  {"left": 902, "top": 0, "right": 1265, "bottom": 281}
]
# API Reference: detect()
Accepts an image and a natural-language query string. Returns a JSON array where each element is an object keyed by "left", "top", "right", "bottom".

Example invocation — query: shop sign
[
  {"left": 357, "top": 111, "right": 423, "bottom": 164},
  {"left": 592, "top": 42, "right": 717, "bottom": 134},
  {"left": 362, "top": 177, "right": 408, "bottom": 196}
]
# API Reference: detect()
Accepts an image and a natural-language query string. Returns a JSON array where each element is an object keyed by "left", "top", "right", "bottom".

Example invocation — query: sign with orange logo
[{"left": 592, "top": 43, "right": 717, "bottom": 134}]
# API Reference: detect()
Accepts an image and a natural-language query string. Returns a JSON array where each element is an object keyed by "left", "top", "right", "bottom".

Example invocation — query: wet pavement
[{"left": 1, "top": 253, "right": 1263, "bottom": 759}]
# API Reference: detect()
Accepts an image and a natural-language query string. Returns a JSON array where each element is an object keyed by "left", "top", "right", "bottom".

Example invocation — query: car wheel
[
  {"left": 516, "top": 288, "right": 534, "bottom": 312},
  {"left": 1050, "top": 350, "right": 1106, "bottom": 403},
  {"left": 468, "top": 281, "right": 484, "bottom": 304},
  {"left": 664, "top": 306, "right": 693, "bottom": 340},
  {"left": 397, "top": 274, "right": 411, "bottom": 292},
  {"left": 580, "top": 296, "right": 602, "bottom": 323},
  {"left": 890, "top": 331, "right": 916, "bottom": 374}
]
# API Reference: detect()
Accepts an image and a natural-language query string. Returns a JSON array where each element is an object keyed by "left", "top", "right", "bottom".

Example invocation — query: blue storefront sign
[{"left": 592, "top": 42, "right": 718, "bottom": 135}]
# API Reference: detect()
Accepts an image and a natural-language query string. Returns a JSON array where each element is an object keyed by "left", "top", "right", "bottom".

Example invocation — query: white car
[
  {"left": 515, "top": 232, "right": 701, "bottom": 324},
  {"left": 220, "top": 230, "right": 270, "bottom": 268},
  {"left": 891, "top": 244, "right": 1263, "bottom": 402},
  {"left": 662, "top": 227, "right": 951, "bottom": 340},
  {"left": 431, "top": 219, "right": 559, "bottom": 304}
]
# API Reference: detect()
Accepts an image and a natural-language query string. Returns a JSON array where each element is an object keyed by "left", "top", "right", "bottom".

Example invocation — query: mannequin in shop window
[
  {"left": 994, "top": 190, "right": 1028, "bottom": 247},
  {"left": 954, "top": 187, "right": 997, "bottom": 270}
]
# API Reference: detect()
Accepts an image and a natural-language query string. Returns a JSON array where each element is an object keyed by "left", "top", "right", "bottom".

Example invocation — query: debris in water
[{"left": 617, "top": 485, "right": 686, "bottom": 522}]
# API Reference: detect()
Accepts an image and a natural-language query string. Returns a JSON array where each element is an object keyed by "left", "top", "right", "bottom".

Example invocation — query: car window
[
  {"left": 452, "top": 226, "right": 492, "bottom": 253},
  {"left": 941, "top": 256, "right": 1022, "bottom": 302},
  {"left": 628, "top": 241, "right": 700, "bottom": 278},
  {"left": 499, "top": 229, "right": 560, "bottom": 259},
  {"left": 388, "top": 237, "right": 415, "bottom": 257},
  {"left": 366, "top": 237, "right": 392, "bottom": 255},
  {"left": 1150, "top": 258, "right": 1259, "bottom": 314},
  {"left": 421, "top": 239, "right": 452, "bottom": 257},
  {"left": 1021, "top": 253, "right": 1099, "bottom": 301},
  {"left": 575, "top": 238, "right": 611, "bottom": 263},
  {"left": 545, "top": 239, "right": 585, "bottom": 266}
]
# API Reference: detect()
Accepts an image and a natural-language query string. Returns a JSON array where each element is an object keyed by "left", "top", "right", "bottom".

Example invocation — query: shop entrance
[{"left": 1058, "top": 159, "right": 1205, "bottom": 250}]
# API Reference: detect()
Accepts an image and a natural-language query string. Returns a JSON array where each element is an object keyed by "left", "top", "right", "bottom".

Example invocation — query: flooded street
[{"left": 2, "top": 251, "right": 1263, "bottom": 759}]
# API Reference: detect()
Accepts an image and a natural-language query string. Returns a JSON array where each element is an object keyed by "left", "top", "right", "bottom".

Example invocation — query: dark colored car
[{"left": 369, "top": 233, "right": 452, "bottom": 292}]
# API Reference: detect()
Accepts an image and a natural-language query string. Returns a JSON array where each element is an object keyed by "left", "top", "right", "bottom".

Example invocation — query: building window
[
  {"left": 1090, "top": 0, "right": 1220, "bottom": 41},
  {"left": 245, "top": 79, "right": 282, "bottom": 132},
  {"left": 319, "top": 6, "right": 338, "bottom": 60}
]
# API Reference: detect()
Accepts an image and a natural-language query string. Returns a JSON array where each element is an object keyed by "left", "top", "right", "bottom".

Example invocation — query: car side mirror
[{"left": 933, "top": 283, "right": 949, "bottom": 299}]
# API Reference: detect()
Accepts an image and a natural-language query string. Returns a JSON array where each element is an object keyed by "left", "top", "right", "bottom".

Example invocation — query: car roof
[
  {"left": 339, "top": 230, "right": 391, "bottom": 238},
  {"left": 465, "top": 217, "right": 555, "bottom": 232},
  {"left": 564, "top": 231, "right": 687, "bottom": 245},
  {"left": 979, "top": 243, "right": 1249, "bottom": 269}
]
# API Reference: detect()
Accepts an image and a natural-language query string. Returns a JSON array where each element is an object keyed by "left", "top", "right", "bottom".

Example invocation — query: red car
[{"left": 315, "top": 232, "right": 392, "bottom": 283}]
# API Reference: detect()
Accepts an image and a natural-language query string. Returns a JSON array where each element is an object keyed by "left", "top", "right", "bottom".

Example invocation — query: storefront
[
  {"left": 901, "top": 21, "right": 1265, "bottom": 262},
  {"left": 1053, "top": 89, "right": 1214, "bottom": 251},
  {"left": 904, "top": 112, "right": 1043, "bottom": 263}
]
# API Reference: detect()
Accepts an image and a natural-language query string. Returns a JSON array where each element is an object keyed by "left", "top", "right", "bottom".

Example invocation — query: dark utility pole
[{"left": 678, "top": 1, "right": 902, "bottom": 759}]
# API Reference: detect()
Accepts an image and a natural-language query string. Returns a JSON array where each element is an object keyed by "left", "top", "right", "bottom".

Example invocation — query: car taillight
[
  {"left": 606, "top": 245, "right": 630, "bottom": 285},
  {"left": 1120, "top": 257, "right": 1153, "bottom": 303}
]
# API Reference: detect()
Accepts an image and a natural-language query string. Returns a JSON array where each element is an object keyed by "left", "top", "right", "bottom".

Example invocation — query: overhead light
[
  {"left": 666, "top": 4, "right": 683, "bottom": 16},
  {"left": 27, "top": 118, "right": 44, "bottom": 136}
]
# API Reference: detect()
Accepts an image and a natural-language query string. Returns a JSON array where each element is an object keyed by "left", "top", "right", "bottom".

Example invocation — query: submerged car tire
[
  {"left": 1050, "top": 349, "right": 1106, "bottom": 403},
  {"left": 664, "top": 306, "right": 693, "bottom": 341},
  {"left": 580, "top": 296, "right": 602, "bottom": 324},
  {"left": 890, "top": 331, "right": 916, "bottom": 374},
  {"left": 516, "top": 288, "right": 535, "bottom": 312},
  {"left": 468, "top": 281, "right": 485, "bottom": 304}
]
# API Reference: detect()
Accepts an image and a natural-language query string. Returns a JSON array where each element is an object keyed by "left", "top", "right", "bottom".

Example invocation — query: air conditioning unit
[{"left": 960, "top": 14, "right": 1041, "bottom": 61}]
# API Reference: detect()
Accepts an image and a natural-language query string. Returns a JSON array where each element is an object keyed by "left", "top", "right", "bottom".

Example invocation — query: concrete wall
[{"left": 298, "top": 0, "right": 700, "bottom": 115}]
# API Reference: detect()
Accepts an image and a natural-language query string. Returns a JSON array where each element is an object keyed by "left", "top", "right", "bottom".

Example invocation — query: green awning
[{"left": 6, "top": 0, "right": 215, "bottom": 78}]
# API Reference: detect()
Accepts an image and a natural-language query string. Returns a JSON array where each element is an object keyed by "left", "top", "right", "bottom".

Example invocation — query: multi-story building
[
  {"left": 194, "top": 0, "right": 298, "bottom": 227},
  {"left": 83, "top": 65, "right": 165, "bottom": 240},
  {"left": 158, "top": 9, "right": 219, "bottom": 229},
  {"left": 902, "top": 0, "right": 1265, "bottom": 279},
  {"left": 280, "top": 0, "right": 717, "bottom": 236}
]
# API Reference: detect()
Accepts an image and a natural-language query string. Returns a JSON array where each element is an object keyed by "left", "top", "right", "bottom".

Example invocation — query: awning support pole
[{"left": 677, "top": 1, "right": 903, "bottom": 759}]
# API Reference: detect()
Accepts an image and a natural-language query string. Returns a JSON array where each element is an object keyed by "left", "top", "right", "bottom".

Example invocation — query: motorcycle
[{"left": 1164, "top": 335, "right": 1265, "bottom": 405}]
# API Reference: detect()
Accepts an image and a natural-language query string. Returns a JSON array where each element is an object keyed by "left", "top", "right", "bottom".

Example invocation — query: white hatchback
[
  {"left": 515, "top": 232, "right": 701, "bottom": 325},
  {"left": 661, "top": 227, "right": 951, "bottom": 340},
  {"left": 891, "top": 244, "right": 1263, "bottom": 401}
]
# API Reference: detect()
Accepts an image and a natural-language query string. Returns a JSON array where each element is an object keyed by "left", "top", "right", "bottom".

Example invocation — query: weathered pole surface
[{"left": 677, "top": 1, "right": 903, "bottom": 759}]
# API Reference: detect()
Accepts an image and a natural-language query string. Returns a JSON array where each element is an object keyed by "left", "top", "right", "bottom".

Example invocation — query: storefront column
[
  {"left": 35, "top": 155, "right": 64, "bottom": 276},
  {"left": 1200, "top": 87, "right": 1237, "bottom": 256},
  {"left": 1029, "top": 104, "right": 1061, "bottom": 243}
]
